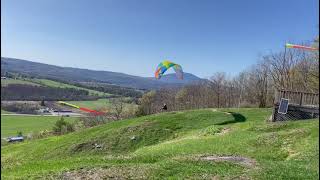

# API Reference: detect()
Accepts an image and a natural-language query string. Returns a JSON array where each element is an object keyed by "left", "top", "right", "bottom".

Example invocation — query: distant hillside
[
  {"left": 149, "top": 73, "right": 203, "bottom": 84},
  {"left": 1, "top": 57, "right": 204, "bottom": 89},
  {"left": 1, "top": 78, "right": 111, "bottom": 97}
]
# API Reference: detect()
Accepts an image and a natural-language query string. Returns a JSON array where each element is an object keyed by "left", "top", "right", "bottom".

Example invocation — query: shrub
[
  {"left": 40, "top": 99, "right": 45, "bottom": 106},
  {"left": 52, "top": 117, "right": 75, "bottom": 135},
  {"left": 28, "top": 130, "right": 52, "bottom": 140},
  {"left": 79, "top": 115, "right": 110, "bottom": 128},
  {"left": 17, "top": 131, "right": 23, "bottom": 137},
  {"left": 72, "top": 119, "right": 85, "bottom": 131},
  {"left": 122, "top": 104, "right": 138, "bottom": 119},
  {"left": 135, "top": 105, "right": 146, "bottom": 117}
]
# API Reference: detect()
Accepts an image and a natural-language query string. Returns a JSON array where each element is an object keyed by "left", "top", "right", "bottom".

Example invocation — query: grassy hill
[{"left": 1, "top": 108, "right": 319, "bottom": 179}]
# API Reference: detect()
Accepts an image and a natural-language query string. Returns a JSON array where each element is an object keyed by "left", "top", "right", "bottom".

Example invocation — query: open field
[
  {"left": 1, "top": 78, "right": 110, "bottom": 97},
  {"left": 1, "top": 115, "right": 78, "bottom": 138},
  {"left": 65, "top": 98, "right": 112, "bottom": 110},
  {"left": 29, "top": 78, "right": 111, "bottom": 97},
  {"left": 1, "top": 79, "right": 40, "bottom": 86},
  {"left": 1, "top": 108, "right": 318, "bottom": 179},
  {"left": 1, "top": 109, "right": 12, "bottom": 114},
  {"left": 65, "top": 98, "right": 137, "bottom": 112}
]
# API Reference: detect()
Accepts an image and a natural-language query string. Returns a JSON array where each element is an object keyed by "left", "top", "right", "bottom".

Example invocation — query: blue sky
[{"left": 1, "top": 0, "right": 319, "bottom": 78}]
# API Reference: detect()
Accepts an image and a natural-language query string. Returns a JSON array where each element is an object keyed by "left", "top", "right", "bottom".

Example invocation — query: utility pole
[{"left": 281, "top": 43, "right": 287, "bottom": 90}]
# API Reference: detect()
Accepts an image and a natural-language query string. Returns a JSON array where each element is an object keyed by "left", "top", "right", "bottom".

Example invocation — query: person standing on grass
[{"left": 162, "top": 103, "right": 167, "bottom": 111}]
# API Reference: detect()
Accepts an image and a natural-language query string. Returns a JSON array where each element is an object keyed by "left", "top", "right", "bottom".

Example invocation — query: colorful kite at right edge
[
  {"left": 155, "top": 60, "right": 183, "bottom": 80},
  {"left": 285, "top": 43, "right": 318, "bottom": 51}
]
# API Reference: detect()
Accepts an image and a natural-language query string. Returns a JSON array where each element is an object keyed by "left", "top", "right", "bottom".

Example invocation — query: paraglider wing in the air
[{"left": 155, "top": 60, "right": 183, "bottom": 80}]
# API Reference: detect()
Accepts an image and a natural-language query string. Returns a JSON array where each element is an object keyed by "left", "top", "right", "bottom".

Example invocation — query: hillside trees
[
  {"left": 244, "top": 59, "right": 271, "bottom": 107},
  {"left": 209, "top": 72, "right": 226, "bottom": 108}
]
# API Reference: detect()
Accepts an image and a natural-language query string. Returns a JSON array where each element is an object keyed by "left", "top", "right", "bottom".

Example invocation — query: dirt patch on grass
[
  {"left": 216, "top": 128, "right": 231, "bottom": 135},
  {"left": 199, "top": 126, "right": 231, "bottom": 137},
  {"left": 123, "top": 121, "right": 154, "bottom": 133},
  {"left": 200, "top": 155, "right": 257, "bottom": 168},
  {"left": 71, "top": 141, "right": 103, "bottom": 153},
  {"left": 60, "top": 166, "right": 151, "bottom": 180},
  {"left": 285, "top": 148, "right": 300, "bottom": 160}
]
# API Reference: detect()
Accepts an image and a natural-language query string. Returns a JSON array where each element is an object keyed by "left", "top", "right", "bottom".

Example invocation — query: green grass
[
  {"left": 65, "top": 99, "right": 111, "bottom": 110},
  {"left": 1, "top": 109, "right": 12, "bottom": 114},
  {"left": 1, "top": 79, "right": 40, "bottom": 87},
  {"left": 1, "top": 108, "right": 319, "bottom": 179},
  {"left": 29, "top": 79, "right": 111, "bottom": 97},
  {"left": 1, "top": 115, "right": 78, "bottom": 138},
  {"left": 65, "top": 98, "right": 138, "bottom": 113}
]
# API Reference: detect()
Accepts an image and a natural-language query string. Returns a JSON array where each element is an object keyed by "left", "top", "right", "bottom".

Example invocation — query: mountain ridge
[{"left": 1, "top": 57, "right": 204, "bottom": 89}]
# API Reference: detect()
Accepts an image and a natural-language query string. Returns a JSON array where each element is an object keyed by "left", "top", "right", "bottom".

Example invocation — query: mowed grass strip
[
  {"left": 1, "top": 79, "right": 40, "bottom": 87},
  {"left": 1, "top": 115, "right": 78, "bottom": 138},
  {"left": 65, "top": 99, "right": 111, "bottom": 110},
  {"left": 1, "top": 109, "right": 12, "bottom": 114},
  {"left": 65, "top": 98, "right": 137, "bottom": 112},
  {"left": 1, "top": 78, "right": 110, "bottom": 97},
  {"left": 1, "top": 108, "right": 319, "bottom": 179},
  {"left": 29, "top": 79, "right": 111, "bottom": 97}
]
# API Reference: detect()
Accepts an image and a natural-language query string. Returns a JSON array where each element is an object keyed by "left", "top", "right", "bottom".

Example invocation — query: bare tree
[
  {"left": 209, "top": 72, "right": 226, "bottom": 108},
  {"left": 110, "top": 97, "right": 124, "bottom": 120},
  {"left": 137, "top": 91, "right": 156, "bottom": 115}
]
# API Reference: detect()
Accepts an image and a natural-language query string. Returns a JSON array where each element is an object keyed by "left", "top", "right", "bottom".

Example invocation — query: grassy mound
[{"left": 1, "top": 108, "right": 319, "bottom": 179}]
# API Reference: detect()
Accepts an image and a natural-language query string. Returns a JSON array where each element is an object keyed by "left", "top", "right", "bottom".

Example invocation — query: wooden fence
[
  {"left": 274, "top": 90, "right": 319, "bottom": 107},
  {"left": 272, "top": 89, "right": 319, "bottom": 121}
]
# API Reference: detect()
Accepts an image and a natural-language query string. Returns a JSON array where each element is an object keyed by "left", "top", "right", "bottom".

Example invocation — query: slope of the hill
[
  {"left": 1, "top": 109, "right": 319, "bottom": 179},
  {"left": 1, "top": 57, "right": 203, "bottom": 89}
]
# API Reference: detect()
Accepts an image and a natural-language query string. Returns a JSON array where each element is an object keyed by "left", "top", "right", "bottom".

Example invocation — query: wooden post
[
  {"left": 271, "top": 107, "right": 276, "bottom": 122},
  {"left": 311, "top": 94, "right": 315, "bottom": 106},
  {"left": 299, "top": 92, "right": 303, "bottom": 106}
]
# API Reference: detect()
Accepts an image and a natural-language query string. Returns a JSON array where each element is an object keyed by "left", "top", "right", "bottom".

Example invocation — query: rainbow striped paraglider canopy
[{"left": 155, "top": 60, "right": 183, "bottom": 80}]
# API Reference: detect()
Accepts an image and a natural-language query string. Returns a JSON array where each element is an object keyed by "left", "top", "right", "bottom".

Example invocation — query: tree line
[{"left": 137, "top": 37, "right": 319, "bottom": 115}]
